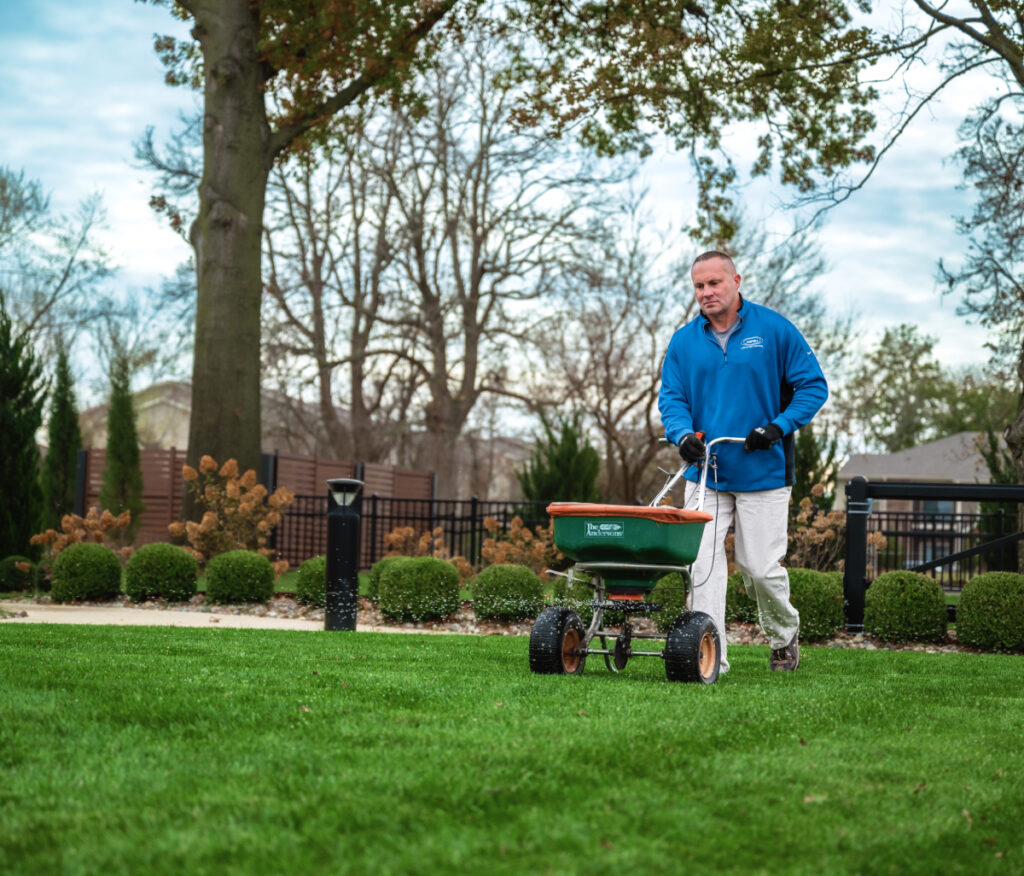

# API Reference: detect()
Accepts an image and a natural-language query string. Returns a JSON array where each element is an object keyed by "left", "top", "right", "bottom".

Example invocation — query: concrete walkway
[{"left": 0, "top": 601, "right": 440, "bottom": 634}]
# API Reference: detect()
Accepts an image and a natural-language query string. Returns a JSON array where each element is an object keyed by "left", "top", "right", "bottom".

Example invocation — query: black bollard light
[{"left": 325, "top": 477, "right": 364, "bottom": 631}]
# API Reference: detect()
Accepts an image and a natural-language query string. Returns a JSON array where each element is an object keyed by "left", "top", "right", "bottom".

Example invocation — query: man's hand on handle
[
  {"left": 678, "top": 433, "right": 707, "bottom": 464},
  {"left": 744, "top": 423, "right": 783, "bottom": 452}
]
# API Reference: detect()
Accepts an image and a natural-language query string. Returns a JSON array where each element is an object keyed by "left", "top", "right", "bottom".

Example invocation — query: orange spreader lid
[{"left": 546, "top": 502, "right": 712, "bottom": 524}]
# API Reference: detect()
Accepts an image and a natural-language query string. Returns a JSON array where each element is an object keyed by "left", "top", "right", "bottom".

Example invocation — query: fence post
[
  {"left": 369, "top": 494, "right": 379, "bottom": 566},
  {"left": 470, "top": 496, "right": 480, "bottom": 566},
  {"left": 844, "top": 477, "right": 870, "bottom": 631}
]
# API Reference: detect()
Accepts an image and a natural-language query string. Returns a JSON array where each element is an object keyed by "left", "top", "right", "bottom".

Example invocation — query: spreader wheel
[
  {"left": 529, "top": 607, "right": 587, "bottom": 675},
  {"left": 664, "top": 611, "right": 721, "bottom": 684}
]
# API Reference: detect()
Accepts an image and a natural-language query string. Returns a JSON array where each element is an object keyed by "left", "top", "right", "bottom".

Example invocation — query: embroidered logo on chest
[{"left": 740, "top": 336, "right": 765, "bottom": 350}]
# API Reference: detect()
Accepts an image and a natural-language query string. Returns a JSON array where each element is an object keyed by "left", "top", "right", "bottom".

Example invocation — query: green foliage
[
  {"left": 41, "top": 341, "right": 82, "bottom": 531},
  {"left": 956, "top": 572, "right": 1024, "bottom": 652},
  {"left": 98, "top": 349, "right": 144, "bottom": 541},
  {"left": 0, "top": 555, "right": 38, "bottom": 592},
  {"left": 516, "top": 414, "right": 600, "bottom": 503},
  {"left": 204, "top": 550, "right": 274, "bottom": 605},
  {"left": 124, "top": 542, "right": 197, "bottom": 603},
  {"left": 647, "top": 572, "right": 690, "bottom": 634},
  {"left": 368, "top": 556, "right": 409, "bottom": 603},
  {"left": 296, "top": 555, "right": 326, "bottom": 607},
  {"left": 726, "top": 571, "right": 758, "bottom": 623},
  {"left": 787, "top": 568, "right": 844, "bottom": 643},
  {"left": 471, "top": 564, "right": 545, "bottom": 621},
  {"left": 50, "top": 542, "right": 122, "bottom": 603},
  {"left": 977, "top": 429, "right": 1019, "bottom": 572},
  {"left": 0, "top": 300, "right": 46, "bottom": 561},
  {"left": 792, "top": 424, "right": 838, "bottom": 510},
  {"left": 864, "top": 571, "right": 947, "bottom": 643},
  {"left": 378, "top": 556, "right": 460, "bottom": 623}
]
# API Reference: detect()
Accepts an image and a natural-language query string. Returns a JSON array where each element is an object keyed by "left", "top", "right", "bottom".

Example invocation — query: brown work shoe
[{"left": 769, "top": 635, "right": 800, "bottom": 671}]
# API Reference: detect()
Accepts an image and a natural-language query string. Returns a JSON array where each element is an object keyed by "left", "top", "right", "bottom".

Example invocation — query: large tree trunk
[
  {"left": 1005, "top": 343, "right": 1024, "bottom": 573},
  {"left": 185, "top": 0, "right": 271, "bottom": 515}
]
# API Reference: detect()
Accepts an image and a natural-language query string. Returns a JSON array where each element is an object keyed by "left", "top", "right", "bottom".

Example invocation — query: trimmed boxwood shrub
[
  {"left": 864, "top": 570, "right": 946, "bottom": 643},
  {"left": 472, "top": 564, "right": 544, "bottom": 621},
  {"left": 1, "top": 555, "right": 38, "bottom": 592},
  {"left": 368, "top": 555, "right": 409, "bottom": 603},
  {"left": 296, "top": 555, "right": 327, "bottom": 607},
  {"left": 648, "top": 572, "right": 690, "bottom": 633},
  {"left": 379, "top": 556, "right": 459, "bottom": 622},
  {"left": 787, "top": 568, "right": 844, "bottom": 642},
  {"left": 956, "top": 572, "right": 1024, "bottom": 652},
  {"left": 204, "top": 550, "right": 274, "bottom": 604},
  {"left": 726, "top": 571, "right": 758, "bottom": 623},
  {"left": 51, "top": 543, "right": 122, "bottom": 603},
  {"left": 125, "top": 543, "right": 198, "bottom": 603}
]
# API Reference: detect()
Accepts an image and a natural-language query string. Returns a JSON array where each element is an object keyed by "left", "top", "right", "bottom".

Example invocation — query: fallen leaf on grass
[
  {"left": 803, "top": 794, "right": 827, "bottom": 804},
  {"left": 962, "top": 809, "right": 972, "bottom": 826},
  {"left": 300, "top": 705, "right": 310, "bottom": 713},
  {"left": 600, "top": 839, "right": 614, "bottom": 850},
  {"left": 799, "top": 738, "right": 807, "bottom": 746}
]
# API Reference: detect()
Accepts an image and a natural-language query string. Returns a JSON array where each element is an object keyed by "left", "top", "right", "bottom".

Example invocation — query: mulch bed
[{"left": 3, "top": 592, "right": 987, "bottom": 653}]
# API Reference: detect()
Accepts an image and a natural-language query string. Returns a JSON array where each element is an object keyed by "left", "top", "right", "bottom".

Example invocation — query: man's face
[{"left": 691, "top": 257, "right": 741, "bottom": 320}]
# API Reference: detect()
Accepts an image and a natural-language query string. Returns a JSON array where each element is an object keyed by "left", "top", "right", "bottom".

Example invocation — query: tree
[
  {"left": 0, "top": 297, "right": 46, "bottom": 560},
  {"left": 516, "top": 416, "right": 601, "bottom": 504},
  {"left": 147, "top": 0, "right": 881, "bottom": 510},
  {"left": 99, "top": 347, "right": 145, "bottom": 542},
  {"left": 793, "top": 423, "right": 840, "bottom": 510},
  {"left": 0, "top": 167, "right": 112, "bottom": 354},
  {"left": 977, "top": 430, "right": 1019, "bottom": 572},
  {"left": 41, "top": 341, "right": 83, "bottom": 531}
]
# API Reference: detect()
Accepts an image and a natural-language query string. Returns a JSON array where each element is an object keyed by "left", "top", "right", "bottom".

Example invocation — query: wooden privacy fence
[{"left": 74, "top": 449, "right": 434, "bottom": 563}]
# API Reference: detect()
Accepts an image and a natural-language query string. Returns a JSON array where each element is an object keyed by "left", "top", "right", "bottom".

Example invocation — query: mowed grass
[{"left": 1, "top": 626, "right": 1022, "bottom": 875}]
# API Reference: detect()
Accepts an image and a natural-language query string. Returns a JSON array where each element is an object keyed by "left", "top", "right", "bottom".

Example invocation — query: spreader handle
[{"left": 649, "top": 435, "right": 746, "bottom": 510}]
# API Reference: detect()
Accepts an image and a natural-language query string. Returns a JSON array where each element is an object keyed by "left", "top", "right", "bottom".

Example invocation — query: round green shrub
[
  {"left": 726, "top": 571, "right": 758, "bottom": 623},
  {"left": 647, "top": 572, "right": 690, "bottom": 633},
  {"left": 472, "top": 564, "right": 544, "bottom": 621},
  {"left": 204, "top": 550, "right": 275, "bottom": 604},
  {"left": 550, "top": 571, "right": 597, "bottom": 625},
  {"left": 0, "top": 555, "right": 38, "bottom": 592},
  {"left": 864, "top": 570, "right": 947, "bottom": 643},
  {"left": 125, "top": 543, "right": 198, "bottom": 603},
  {"left": 296, "top": 555, "right": 327, "bottom": 607},
  {"left": 50, "top": 543, "right": 123, "bottom": 603},
  {"left": 379, "top": 556, "right": 459, "bottom": 622},
  {"left": 956, "top": 572, "right": 1024, "bottom": 652},
  {"left": 368, "top": 555, "right": 409, "bottom": 603},
  {"left": 787, "top": 568, "right": 844, "bottom": 642}
]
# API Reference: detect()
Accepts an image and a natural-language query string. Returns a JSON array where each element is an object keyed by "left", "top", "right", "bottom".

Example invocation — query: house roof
[{"left": 837, "top": 431, "right": 993, "bottom": 484}]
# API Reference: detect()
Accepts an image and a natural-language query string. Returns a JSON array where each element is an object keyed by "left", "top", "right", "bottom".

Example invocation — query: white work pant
[{"left": 683, "top": 483, "right": 799, "bottom": 672}]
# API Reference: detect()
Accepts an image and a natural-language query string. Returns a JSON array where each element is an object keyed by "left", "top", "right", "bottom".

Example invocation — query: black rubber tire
[
  {"left": 529, "top": 606, "right": 587, "bottom": 675},
  {"left": 664, "top": 610, "right": 721, "bottom": 684}
]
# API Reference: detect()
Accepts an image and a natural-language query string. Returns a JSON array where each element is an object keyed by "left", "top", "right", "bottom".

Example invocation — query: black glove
[
  {"left": 678, "top": 433, "right": 707, "bottom": 464},
  {"left": 745, "top": 423, "right": 783, "bottom": 452}
]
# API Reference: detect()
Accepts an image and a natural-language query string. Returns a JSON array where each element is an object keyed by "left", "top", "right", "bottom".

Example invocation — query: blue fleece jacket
[{"left": 659, "top": 298, "right": 828, "bottom": 492}]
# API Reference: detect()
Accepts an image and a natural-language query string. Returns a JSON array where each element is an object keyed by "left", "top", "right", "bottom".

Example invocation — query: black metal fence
[
  {"left": 870, "top": 508, "right": 1019, "bottom": 587},
  {"left": 275, "top": 494, "right": 550, "bottom": 568}
]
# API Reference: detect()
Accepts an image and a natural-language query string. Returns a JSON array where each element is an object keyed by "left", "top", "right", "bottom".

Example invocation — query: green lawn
[{"left": 1, "top": 626, "right": 1021, "bottom": 875}]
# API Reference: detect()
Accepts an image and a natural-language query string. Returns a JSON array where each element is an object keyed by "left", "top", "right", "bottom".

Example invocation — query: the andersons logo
[
  {"left": 741, "top": 336, "right": 765, "bottom": 349},
  {"left": 585, "top": 522, "right": 624, "bottom": 538}
]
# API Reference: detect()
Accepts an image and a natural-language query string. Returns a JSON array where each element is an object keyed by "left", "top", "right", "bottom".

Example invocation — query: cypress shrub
[
  {"left": 956, "top": 572, "right": 1024, "bottom": 652},
  {"left": 204, "top": 550, "right": 274, "bottom": 604},
  {"left": 125, "top": 542, "right": 198, "bottom": 602},
  {"left": 648, "top": 572, "right": 690, "bottom": 633},
  {"left": 51, "top": 543, "right": 122, "bottom": 603},
  {"left": 864, "top": 570, "right": 946, "bottom": 643},
  {"left": 472, "top": 564, "right": 544, "bottom": 621},
  {"left": 0, "top": 555, "right": 38, "bottom": 592},
  {"left": 98, "top": 348, "right": 144, "bottom": 541},
  {"left": 379, "top": 556, "right": 459, "bottom": 622},
  {"left": 41, "top": 341, "right": 82, "bottom": 530},
  {"left": 787, "top": 568, "right": 844, "bottom": 642},
  {"left": 296, "top": 555, "right": 327, "bottom": 607},
  {"left": 726, "top": 571, "right": 759, "bottom": 623}
]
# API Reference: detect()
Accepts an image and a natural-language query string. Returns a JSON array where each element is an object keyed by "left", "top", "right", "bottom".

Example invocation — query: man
[{"left": 658, "top": 251, "right": 828, "bottom": 672}]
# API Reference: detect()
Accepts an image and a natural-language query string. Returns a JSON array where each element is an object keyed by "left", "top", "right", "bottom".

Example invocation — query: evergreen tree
[
  {"left": 978, "top": 430, "right": 1019, "bottom": 572},
  {"left": 99, "top": 347, "right": 144, "bottom": 541},
  {"left": 41, "top": 341, "right": 83, "bottom": 530},
  {"left": 517, "top": 416, "right": 601, "bottom": 503},
  {"left": 793, "top": 423, "right": 839, "bottom": 510},
  {"left": 0, "top": 297, "right": 47, "bottom": 560}
]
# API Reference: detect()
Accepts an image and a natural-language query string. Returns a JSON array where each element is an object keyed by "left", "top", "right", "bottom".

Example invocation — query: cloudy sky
[{"left": 0, "top": 0, "right": 1000, "bottom": 390}]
